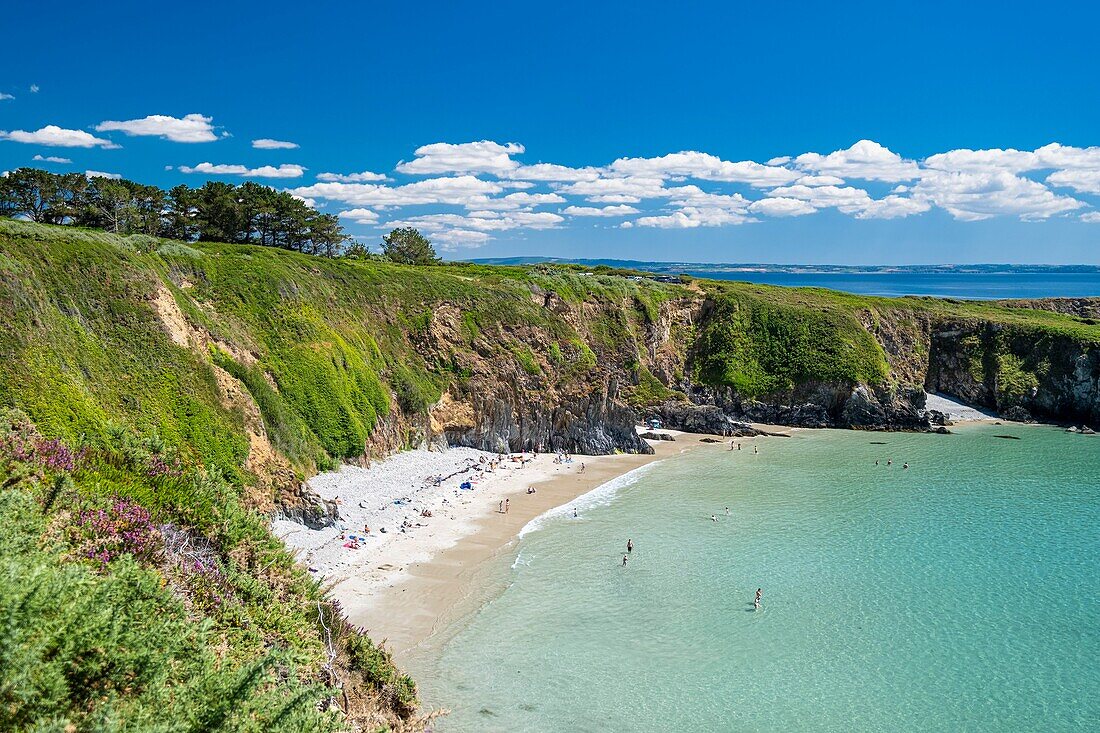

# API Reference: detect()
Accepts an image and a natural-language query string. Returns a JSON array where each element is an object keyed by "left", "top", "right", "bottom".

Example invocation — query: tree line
[{"left": 0, "top": 168, "right": 348, "bottom": 256}]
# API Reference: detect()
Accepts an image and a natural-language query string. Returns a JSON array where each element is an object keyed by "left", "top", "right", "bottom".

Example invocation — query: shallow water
[{"left": 414, "top": 425, "right": 1100, "bottom": 732}]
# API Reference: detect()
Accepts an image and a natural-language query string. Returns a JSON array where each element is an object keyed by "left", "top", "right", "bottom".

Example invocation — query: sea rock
[
  {"left": 1001, "top": 406, "right": 1035, "bottom": 423},
  {"left": 639, "top": 431, "right": 675, "bottom": 441}
]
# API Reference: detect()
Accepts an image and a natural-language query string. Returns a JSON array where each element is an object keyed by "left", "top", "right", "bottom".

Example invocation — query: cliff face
[
  {"left": 2, "top": 220, "right": 1098, "bottom": 486},
  {"left": 926, "top": 320, "right": 1100, "bottom": 425}
]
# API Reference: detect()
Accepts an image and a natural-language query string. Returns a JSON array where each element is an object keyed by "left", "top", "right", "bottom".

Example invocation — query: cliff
[{"left": 2, "top": 219, "right": 1098, "bottom": 728}]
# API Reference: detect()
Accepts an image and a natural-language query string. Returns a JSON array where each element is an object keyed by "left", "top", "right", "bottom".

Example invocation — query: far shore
[{"left": 274, "top": 426, "right": 790, "bottom": 662}]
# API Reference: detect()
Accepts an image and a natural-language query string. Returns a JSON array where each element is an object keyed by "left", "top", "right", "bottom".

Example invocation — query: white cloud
[
  {"left": 794, "top": 140, "right": 920, "bottom": 182},
  {"left": 563, "top": 204, "right": 640, "bottom": 217},
  {"left": 586, "top": 194, "right": 641, "bottom": 204},
  {"left": 252, "top": 138, "right": 299, "bottom": 150},
  {"left": 1046, "top": 169, "right": 1100, "bottom": 195},
  {"left": 766, "top": 184, "right": 876, "bottom": 212},
  {"left": 317, "top": 170, "right": 390, "bottom": 183},
  {"left": 395, "top": 141, "right": 524, "bottom": 175},
  {"left": 291, "top": 175, "right": 504, "bottom": 209},
  {"left": 1081, "top": 212, "right": 1100, "bottom": 223},
  {"left": 178, "top": 162, "right": 306, "bottom": 178},
  {"left": 558, "top": 175, "right": 668, "bottom": 200},
  {"left": 33, "top": 154, "right": 73, "bottom": 164},
  {"left": 29, "top": 85, "right": 39, "bottom": 93},
  {"left": 86, "top": 170, "right": 122, "bottom": 180},
  {"left": 748, "top": 197, "right": 817, "bottom": 217},
  {"left": 339, "top": 208, "right": 379, "bottom": 224},
  {"left": 0, "top": 125, "right": 119, "bottom": 148},
  {"left": 0, "top": 93, "right": 13, "bottom": 101},
  {"left": 477, "top": 191, "right": 567, "bottom": 210},
  {"left": 631, "top": 207, "right": 753, "bottom": 228},
  {"left": 434, "top": 229, "right": 492, "bottom": 248},
  {"left": 854, "top": 195, "right": 932, "bottom": 220},
  {"left": 911, "top": 170, "right": 1083, "bottom": 221},
  {"left": 610, "top": 151, "right": 799, "bottom": 187},
  {"left": 96, "top": 113, "right": 218, "bottom": 143},
  {"left": 925, "top": 143, "right": 1100, "bottom": 174},
  {"left": 502, "top": 162, "right": 602, "bottom": 182},
  {"left": 795, "top": 174, "right": 846, "bottom": 186}
]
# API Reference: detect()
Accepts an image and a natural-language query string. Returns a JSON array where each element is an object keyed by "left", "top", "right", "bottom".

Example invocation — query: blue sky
[{"left": 3, "top": 1, "right": 1099, "bottom": 264}]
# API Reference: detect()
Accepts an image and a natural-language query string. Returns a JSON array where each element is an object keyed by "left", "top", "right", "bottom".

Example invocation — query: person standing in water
[
  {"left": 754, "top": 445, "right": 759, "bottom": 455},
  {"left": 622, "top": 554, "right": 628, "bottom": 567},
  {"left": 754, "top": 588, "right": 762, "bottom": 610},
  {"left": 573, "top": 507, "right": 578, "bottom": 518},
  {"left": 711, "top": 514, "right": 718, "bottom": 522},
  {"left": 627, "top": 538, "right": 633, "bottom": 553}
]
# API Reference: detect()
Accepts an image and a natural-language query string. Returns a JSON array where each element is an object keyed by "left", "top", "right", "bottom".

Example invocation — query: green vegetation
[
  {"left": 689, "top": 286, "right": 891, "bottom": 397},
  {"left": 381, "top": 226, "right": 440, "bottom": 265}
]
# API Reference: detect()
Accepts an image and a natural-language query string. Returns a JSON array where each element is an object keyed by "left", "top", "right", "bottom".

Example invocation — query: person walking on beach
[
  {"left": 627, "top": 538, "right": 633, "bottom": 553},
  {"left": 580, "top": 463, "right": 586, "bottom": 474},
  {"left": 499, "top": 500, "right": 504, "bottom": 514},
  {"left": 505, "top": 498, "right": 510, "bottom": 513}
]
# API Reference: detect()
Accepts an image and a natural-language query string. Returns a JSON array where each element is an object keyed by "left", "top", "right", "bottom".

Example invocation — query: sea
[
  {"left": 678, "top": 271, "right": 1100, "bottom": 299},
  {"left": 409, "top": 424, "right": 1100, "bottom": 731}
]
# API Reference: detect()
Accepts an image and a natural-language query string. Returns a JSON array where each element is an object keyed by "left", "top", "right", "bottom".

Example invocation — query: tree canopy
[
  {"left": 0, "top": 168, "right": 349, "bottom": 257},
  {"left": 381, "top": 226, "right": 439, "bottom": 265}
]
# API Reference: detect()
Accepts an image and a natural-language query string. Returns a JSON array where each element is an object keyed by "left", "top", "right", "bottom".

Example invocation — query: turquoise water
[{"left": 413, "top": 425, "right": 1100, "bottom": 731}]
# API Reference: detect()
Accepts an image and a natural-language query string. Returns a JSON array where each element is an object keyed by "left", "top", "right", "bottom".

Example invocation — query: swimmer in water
[
  {"left": 887, "top": 459, "right": 893, "bottom": 466},
  {"left": 725, "top": 507, "right": 730, "bottom": 515},
  {"left": 711, "top": 514, "right": 718, "bottom": 522},
  {"left": 903, "top": 462, "right": 909, "bottom": 469}
]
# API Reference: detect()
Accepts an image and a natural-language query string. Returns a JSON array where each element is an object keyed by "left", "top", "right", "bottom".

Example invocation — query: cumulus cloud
[
  {"left": 86, "top": 170, "right": 122, "bottom": 180},
  {"left": 338, "top": 208, "right": 379, "bottom": 224},
  {"left": 1081, "top": 212, "right": 1100, "bottom": 223},
  {"left": 911, "top": 170, "right": 1082, "bottom": 221},
  {"left": 291, "top": 175, "right": 504, "bottom": 209},
  {"left": 558, "top": 175, "right": 668, "bottom": 201},
  {"left": 178, "top": 162, "right": 306, "bottom": 178},
  {"left": 793, "top": 140, "right": 920, "bottom": 182},
  {"left": 96, "top": 113, "right": 218, "bottom": 143},
  {"left": 1046, "top": 169, "right": 1100, "bottom": 195},
  {"left": 0, "top": 93, "right": 13, "bottom": 101},
  {"left": 252, "top": 138, "right": 299, "bottom": 149},
  {"left": 748, "top": 197, "right": 817, "bottom": 217},
  {"left": 610, "top": 151, "right": 799, "bottom": 187},
  {"left": 631, "top": 207, "right": 753, "bottom": 228},
  {"left": 563, "top": 204, "right": 640, "bottom": 216},
  {"left": 434, "top": 229, "right": 492, "bottom": 248},
  {"left": 502, "top": 162, "right": 602, "bottom": 182},
  {"left": 33, "top": 154, "right": 73, "bottom": 164},
  {"left": 396, "top": 141, "right": 524, "bottom": 175},
  {"left": 0, "top": 125, "right": 119, "bottom": 148},
  {"left": 317, "top": 170, "right": 390, "bottom": 183}
]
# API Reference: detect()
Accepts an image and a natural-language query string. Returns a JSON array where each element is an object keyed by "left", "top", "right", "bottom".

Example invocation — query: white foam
[{"left": 518, "top": 461, "right": 662, "bottom": 539}]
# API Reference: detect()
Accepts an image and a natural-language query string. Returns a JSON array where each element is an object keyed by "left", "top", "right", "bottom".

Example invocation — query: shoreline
[{"left": 274, "top": 428, "right": 783, "bottom": 663}]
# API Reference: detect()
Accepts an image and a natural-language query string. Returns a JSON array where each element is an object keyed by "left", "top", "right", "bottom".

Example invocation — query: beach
[{"left": 274, "top": 428, "right": 764, "bottom": 657}]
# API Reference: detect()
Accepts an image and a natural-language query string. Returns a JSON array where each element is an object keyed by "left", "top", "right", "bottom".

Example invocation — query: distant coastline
[{"left": 467, "top": 257, "right": 1100, "bottom": 299}]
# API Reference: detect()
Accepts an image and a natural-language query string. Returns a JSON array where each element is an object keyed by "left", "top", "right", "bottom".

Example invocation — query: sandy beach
[{"left": 274, "top": 428, "right": 775, "bottom": 659}]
